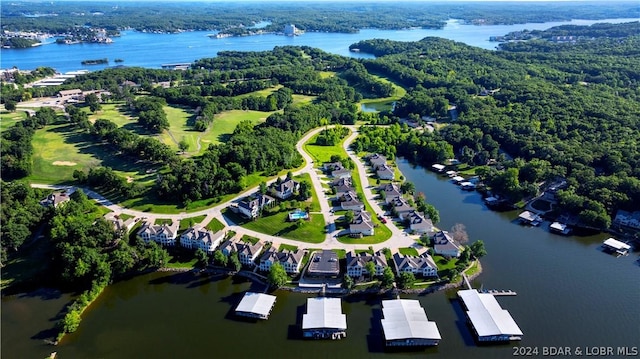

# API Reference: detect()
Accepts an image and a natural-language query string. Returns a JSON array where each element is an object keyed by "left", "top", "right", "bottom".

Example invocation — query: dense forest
[
  {"left": 348, "top": 23, "right": 640, "bottom": 229},
  {"left": 1, "top": 1, "right": 638, "bottom": 34}
]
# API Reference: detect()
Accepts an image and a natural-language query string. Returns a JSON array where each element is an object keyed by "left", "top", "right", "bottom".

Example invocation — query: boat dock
[
  {"left": 235, "top": 292, "right": 277, "bottom": 320},
  {"left": 479, "top": 289, "right": 518, "bottom": 296},
  {"left": 161, "top": 62, "right": 191, "bottom": 70},
  {"left": 602, "top": 238, "right": 631, "bottom": 256},
  {"left": 302, "top": 297, "right": 347, "bottom": 340},
  {"left": 518, "top": 211, "right": 542, "bottom": 226},
  {"left": 380, "top": 299, "right": 441, "bottom": 347},
  {"left": 458, "top": 289, "right": 523, "bottom": 342}
]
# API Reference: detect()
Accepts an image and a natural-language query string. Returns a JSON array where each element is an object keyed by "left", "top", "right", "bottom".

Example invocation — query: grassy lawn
[
  {"left": 203, "top": 109, "right": 271, "bottom": 147},
  {"left": 0, "top": 110, "right": 27, "bottom": 132},
  {"left": 359, "top": 74, "right": 407, "bottom": 111},
  {"left": 292, "top": 173, "right": 321, "bottom": 212},
  {"left": 398, "top": 247, "right": 420, "bottom": 256},
  {"left": 88, "top": 102, "right": 135, "bottom": 128},
  {"left": 240, "top": 235, "right": 261, "bottom": 245},
  {"left": 303, "top": 131, "right": 350, "bottom": 164},
  {"left": 205, "top": 217, "right": 225, "bottom": 232},
  {"left": 464, "top": 260, "right": 480, "bottom": 276},
  {"left": 178, "top": 215, "right": 207, "bottom": 231},
  {"left": 279, "top": 243, "right": 299, "bottom": 252},
  {"left": 434, "top": 254, "right": 459, "bottom": 277},
  {"left": 158, "top": 105, "right": 197, "bottom": 153},
  {"left": 291, "top": 94, "right": 315, "bottom": 106},
  {"left": 154, "top": 218, "right": 174, "bottom": 225},
  {"left": 240, "top": 211, "right": 325, "bottom": 243},
  {"left": 165, "top": 247, "right": 197, "bottom": 269}
]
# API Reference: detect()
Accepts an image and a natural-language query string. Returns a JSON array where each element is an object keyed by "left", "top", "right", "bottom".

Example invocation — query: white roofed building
[
  {"left": 381, "top": 299, "right": 441, "bottom": 347},
  {"left": 235, "top": 292, "right": 277, "bottom": 320},
  {"left": 458, "top": 289, "right": 523, "bottom": 342},
  {"left": 302, "top": 297, "right": 347, "bottom": 339}
]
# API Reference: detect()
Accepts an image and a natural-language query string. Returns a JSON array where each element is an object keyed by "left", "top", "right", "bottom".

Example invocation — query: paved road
[{"left": 31, "top": 125, "right": 422, "bottom": 251}]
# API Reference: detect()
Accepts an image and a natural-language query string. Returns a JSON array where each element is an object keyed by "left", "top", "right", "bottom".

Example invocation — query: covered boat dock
[
  {"left": 458, "top": 289, "right": 523, "bottom": 342},
  {"left": 235, "top": 292, "right": 277, "bottom": 320},
  {"left": 302, "top": 297, "right": 347, "bottom": 339},
  {"left": 380, "top": 299, "right": 441, "bottom": 347},
  {"left": 602, "top": 238, "right": 631, "bottom": 256}
]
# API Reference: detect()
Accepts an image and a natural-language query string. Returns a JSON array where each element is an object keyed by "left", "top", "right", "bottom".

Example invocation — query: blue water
[{"left": 1, "top": 18, "right": 636, "bottom": 73}]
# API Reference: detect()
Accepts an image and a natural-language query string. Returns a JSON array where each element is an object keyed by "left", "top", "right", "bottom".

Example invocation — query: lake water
[
  {"left": 1, "top": 18, "right": 637, "bottom": 73},
  {"left": 3, "top": 159, "right": 638, "bottom": 359}
]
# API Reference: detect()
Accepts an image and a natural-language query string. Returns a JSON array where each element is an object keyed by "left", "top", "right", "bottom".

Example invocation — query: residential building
[
  {"left": 392, "top": 253, "right": 438, "bottom": 278},
  {"left": 307, "top": 250, "right": 340, "bottom": 278},
  {"left": 339, "top": 191, "right": 364, "bottom": 211},
  {"left": 407, "top": 211, "right": 433, "bottom": 234},
  {"left": 237, "top": 193, "right": 275, "bottom": 219},
  {"left": 323, "top": 162, "right": 344, "bottom": 172},
  {"left": 284, "top": 24, "right": 297, "bottom": 37},
  {"left": 137, "top": 220, "right": 179, "bottom": 246},
  {"left": 345, "top": 250, "right": 387, "bottom": 277},
  {"left": 104, "top": 213, "right": 136, "bottom": 234},
  {"left": 391, "top": 197, "right": 414, "bottom": 220},
  {"left": 331, "top": 168, "right": 352, "bottom": 179},
  {"left": 259, "top": 247, "right": 280, "bottom": 272},
  {"left": 236, "top": 241, "right": 265, "bottom": 266},
  {"left": 381, "top": 183, "right": 402, "bottom": 204},
  {"left": 40, "top": 191, "right": 72, "bottom": 208},
  {"left": 613, "top": 210, "right": 640, "bottom": 230},
  {"left": 272, "top": 179, "right": 300, "bottom": 200},
  {"left": 332, "top": 178, "right": 355, "bottom": 198},
  {"left": 368, "top": 153, "right": 387, "bottom": 169},
  {"left": 279, "top": 249, "right": 304, "bottom": 274},
  {"left": 432, "top": 230, "right": 461, "bottom": 258},
  {"left": 349, "top": 210, "right": 375, "bottom": 236},
  {"left": 180, "top": 225, "right": 224, "bottom": 253},
  {"left": 376, "top": 164, "right": 395, "bottom": 180}
]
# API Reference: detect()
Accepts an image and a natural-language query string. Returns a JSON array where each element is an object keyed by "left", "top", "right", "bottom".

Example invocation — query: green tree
[
  {"left": 213, "top": 250, "right": 228, "bottom": 267},
  {"left": 4, "top": 100, "right": 16, "bottom": 112},
  {"left": 59, "top": 310, "right": 81, "bottom": 334},
  {"left": 195, "top": 248, "right": 209, "bottom": 268},
  {"left": 344, "top": 210, "right": 355, "bottom": 224},
  {"left": 381, "top": 266, "right": 395, "bottom": 288},
  {"left": 85, "top": 93, "right": 102, "bottom": 112},
  {"left": 229, "top": 252, "right": 241, "bottom": 271},
  {"left": 267, "top": 262, "right": 288, "bottom": 288},
  {"left": 342, "top": 274, "right": 354, "bottom": 290},
  {"left": 470, "top": 240, "right": 487, "bottom": 259},
  {"left": 398, "top": 271, "right": 416, "bottom": 289},
  {"left": 178, "top": 138, "right": 189, "bottom": 153},
  {"left": 365, "top": 261, "right": 376, "bottom": 280}
]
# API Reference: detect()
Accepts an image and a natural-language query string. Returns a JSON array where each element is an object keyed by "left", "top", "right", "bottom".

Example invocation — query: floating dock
[
  {"left": 302, "top": 297, "right": 347, "bottom": 340},
  {"left": 518, "top": 211, "right": 542, "bottom": 226},
  {"left": 458, "top": 289, "right": 523, "bottom": 342},
  {"left": 550, "top": 222, "right": 571, "bottom": 235},
  {"left": 380, "top": 299, "right": 441, "bottom": 347},
  {"left": 235, "top": 292, "right": 277, "bottom": 320}
]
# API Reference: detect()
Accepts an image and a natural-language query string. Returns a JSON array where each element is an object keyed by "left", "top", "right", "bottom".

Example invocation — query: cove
[{"left": 4, "top": 159, "right": 637, "bottom": 359}]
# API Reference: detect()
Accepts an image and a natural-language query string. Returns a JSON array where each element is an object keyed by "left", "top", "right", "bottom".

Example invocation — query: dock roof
[
  {"left": 235, "top": 292, "right": 277, "bottom": 318},
  {"left": 458, "top": 289, "right": 523, "bottom": 338},
  {"left": 603, "top": 238, "right": 631, "bottom": 251},
  {"left": 302, "top": 297, "right": 347, "bottom": 330},
  {"left": 381, "top": 299, "right": 441, "bottom": 341}
]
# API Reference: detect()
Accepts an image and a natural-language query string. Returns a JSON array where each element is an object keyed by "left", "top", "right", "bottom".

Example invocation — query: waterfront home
[
  {"left": 368, "top": 153, "right": 388, "bottom": 169},
  {"left": 407, "top": 211, "right": 434, "bottom": 234},
  {"left": 258, "top": 247, "right": 280, "bottom": 272},
  {"left": 339, "top": 191, "right": 364, "bottom": 211},
  {"left": 602, "top": 238, "right": 631, "bottom": 256},
  {"left": 432, "top": 231, "right": 461, "bottom": 258},
  {"left": 458, "top": 289, "right": 523, "bottom": 342},
  {"left": 376, "top": 164, "right": 395, "bottom": 180},
  {"left": 235, "top": 292, "right": 277, "bottom": 320},
  {"left": 390, "top": 197, "right": 414, "bottom": 220},
  {"left": 137, "top": 220, "right": 179, "bottom": 247},
  {"left": 392, "top": 253, "right": 438, "bottom": 278},
  {"left": 236, "top": 241, "right": 265, "bottom": 266},
  {"left": 307, "top": 250, "right": 340, "bottom": 278},
  {"left": 104, "top": 213, "right": 136, "bottom": 234},
  {"left": 272, "top": 179, "right": 300, "bottom": 200},
  {"left": 381, "top": 299, "right": 441, "bottom": 347},
  {"left": 180, "top": 225, "right": 224, "bottom": 253},
  {"left": 345, "top": 250, "right": 387, "bottom": 277},
  {"left": 613, "top": 210, "right": 640, "bottom": 230},
  {"left": 381, "top": 183, "right": 402, "bottom": 204},
  {"left": 279, "top": 249, "right": 305, "bottom": 274},
  {"left": 302, "top": 297, "right": 347, "bottom": 340},
  {"left": 237, "top": 193, "right": 275, "bottom": 219},
  {"left": 349, "top": 211, "right": 375, "bottom": 236}
]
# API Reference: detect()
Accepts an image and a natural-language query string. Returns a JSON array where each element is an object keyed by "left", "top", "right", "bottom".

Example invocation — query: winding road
[{"left": 32, "top": 125, "right": 421, "bottom": 252}]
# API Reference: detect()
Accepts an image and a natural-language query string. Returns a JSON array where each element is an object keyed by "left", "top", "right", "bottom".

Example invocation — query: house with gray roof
[
  {"left": 272, "top": 179, "right": 300, "bottom": 200},
  {"left": 237, "top": 193, "right": 275, "bottom": 219},
  {"left": 381, "top": 183, "right": 402, "bottom": 204},
  {"left": 349, "top": 210, "right": 375, "bottom": 236},
  {"left": 339, "top": 191, "right": 364, "bottom": 211},
  {"left": 180, "top": 225, "right": 224, "bottom": 253},
  {"left": 236, "top": 241, "right": 265, "bottom": 267},
  {"left": 40, "top": 191, "right": 73, "bottom": 208},
  {"left": 368, "top": 153, "right": 388, "bottom": 169},
  {"left": 307, "top": 250, "right": 340, "bottom": 278},
  {"left": 391, "top": 197, "right": 414, "bottom": 220},
  {"left": 137, "top": 220, "right": 179, "bottom": 247},
  {"left": 407, "top": 211, "right": 433, "bottom": 234},
  {"left": 331, "top": 168, "right": 352, "bottom": 179},
  {"left": 346, "top": 250, "right": 387, "bottom": 277},
  {"left": 259, "top": 247, "right": 281, "bottom": 272},
  {"left": 393, "top": 252, "right": 438, "bottom": 278},
  {"left": 376, "top": 164, "right": 395, "bottom": 180},
  {"left": 432, "top": 230, "right": 461, "bottom": 258},
  {"left": 279, "top": 249, "right": 305, "bottom": 274}
]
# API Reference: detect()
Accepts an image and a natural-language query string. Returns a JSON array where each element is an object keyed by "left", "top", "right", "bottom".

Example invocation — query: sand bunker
[{"left": 53, "top": 161, "right": 77, "bottom": 166}]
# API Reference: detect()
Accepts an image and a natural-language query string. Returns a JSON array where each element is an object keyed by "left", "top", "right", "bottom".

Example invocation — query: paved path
[{"left": 31, "top": 125, "right": 422, "bottom": 251}]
